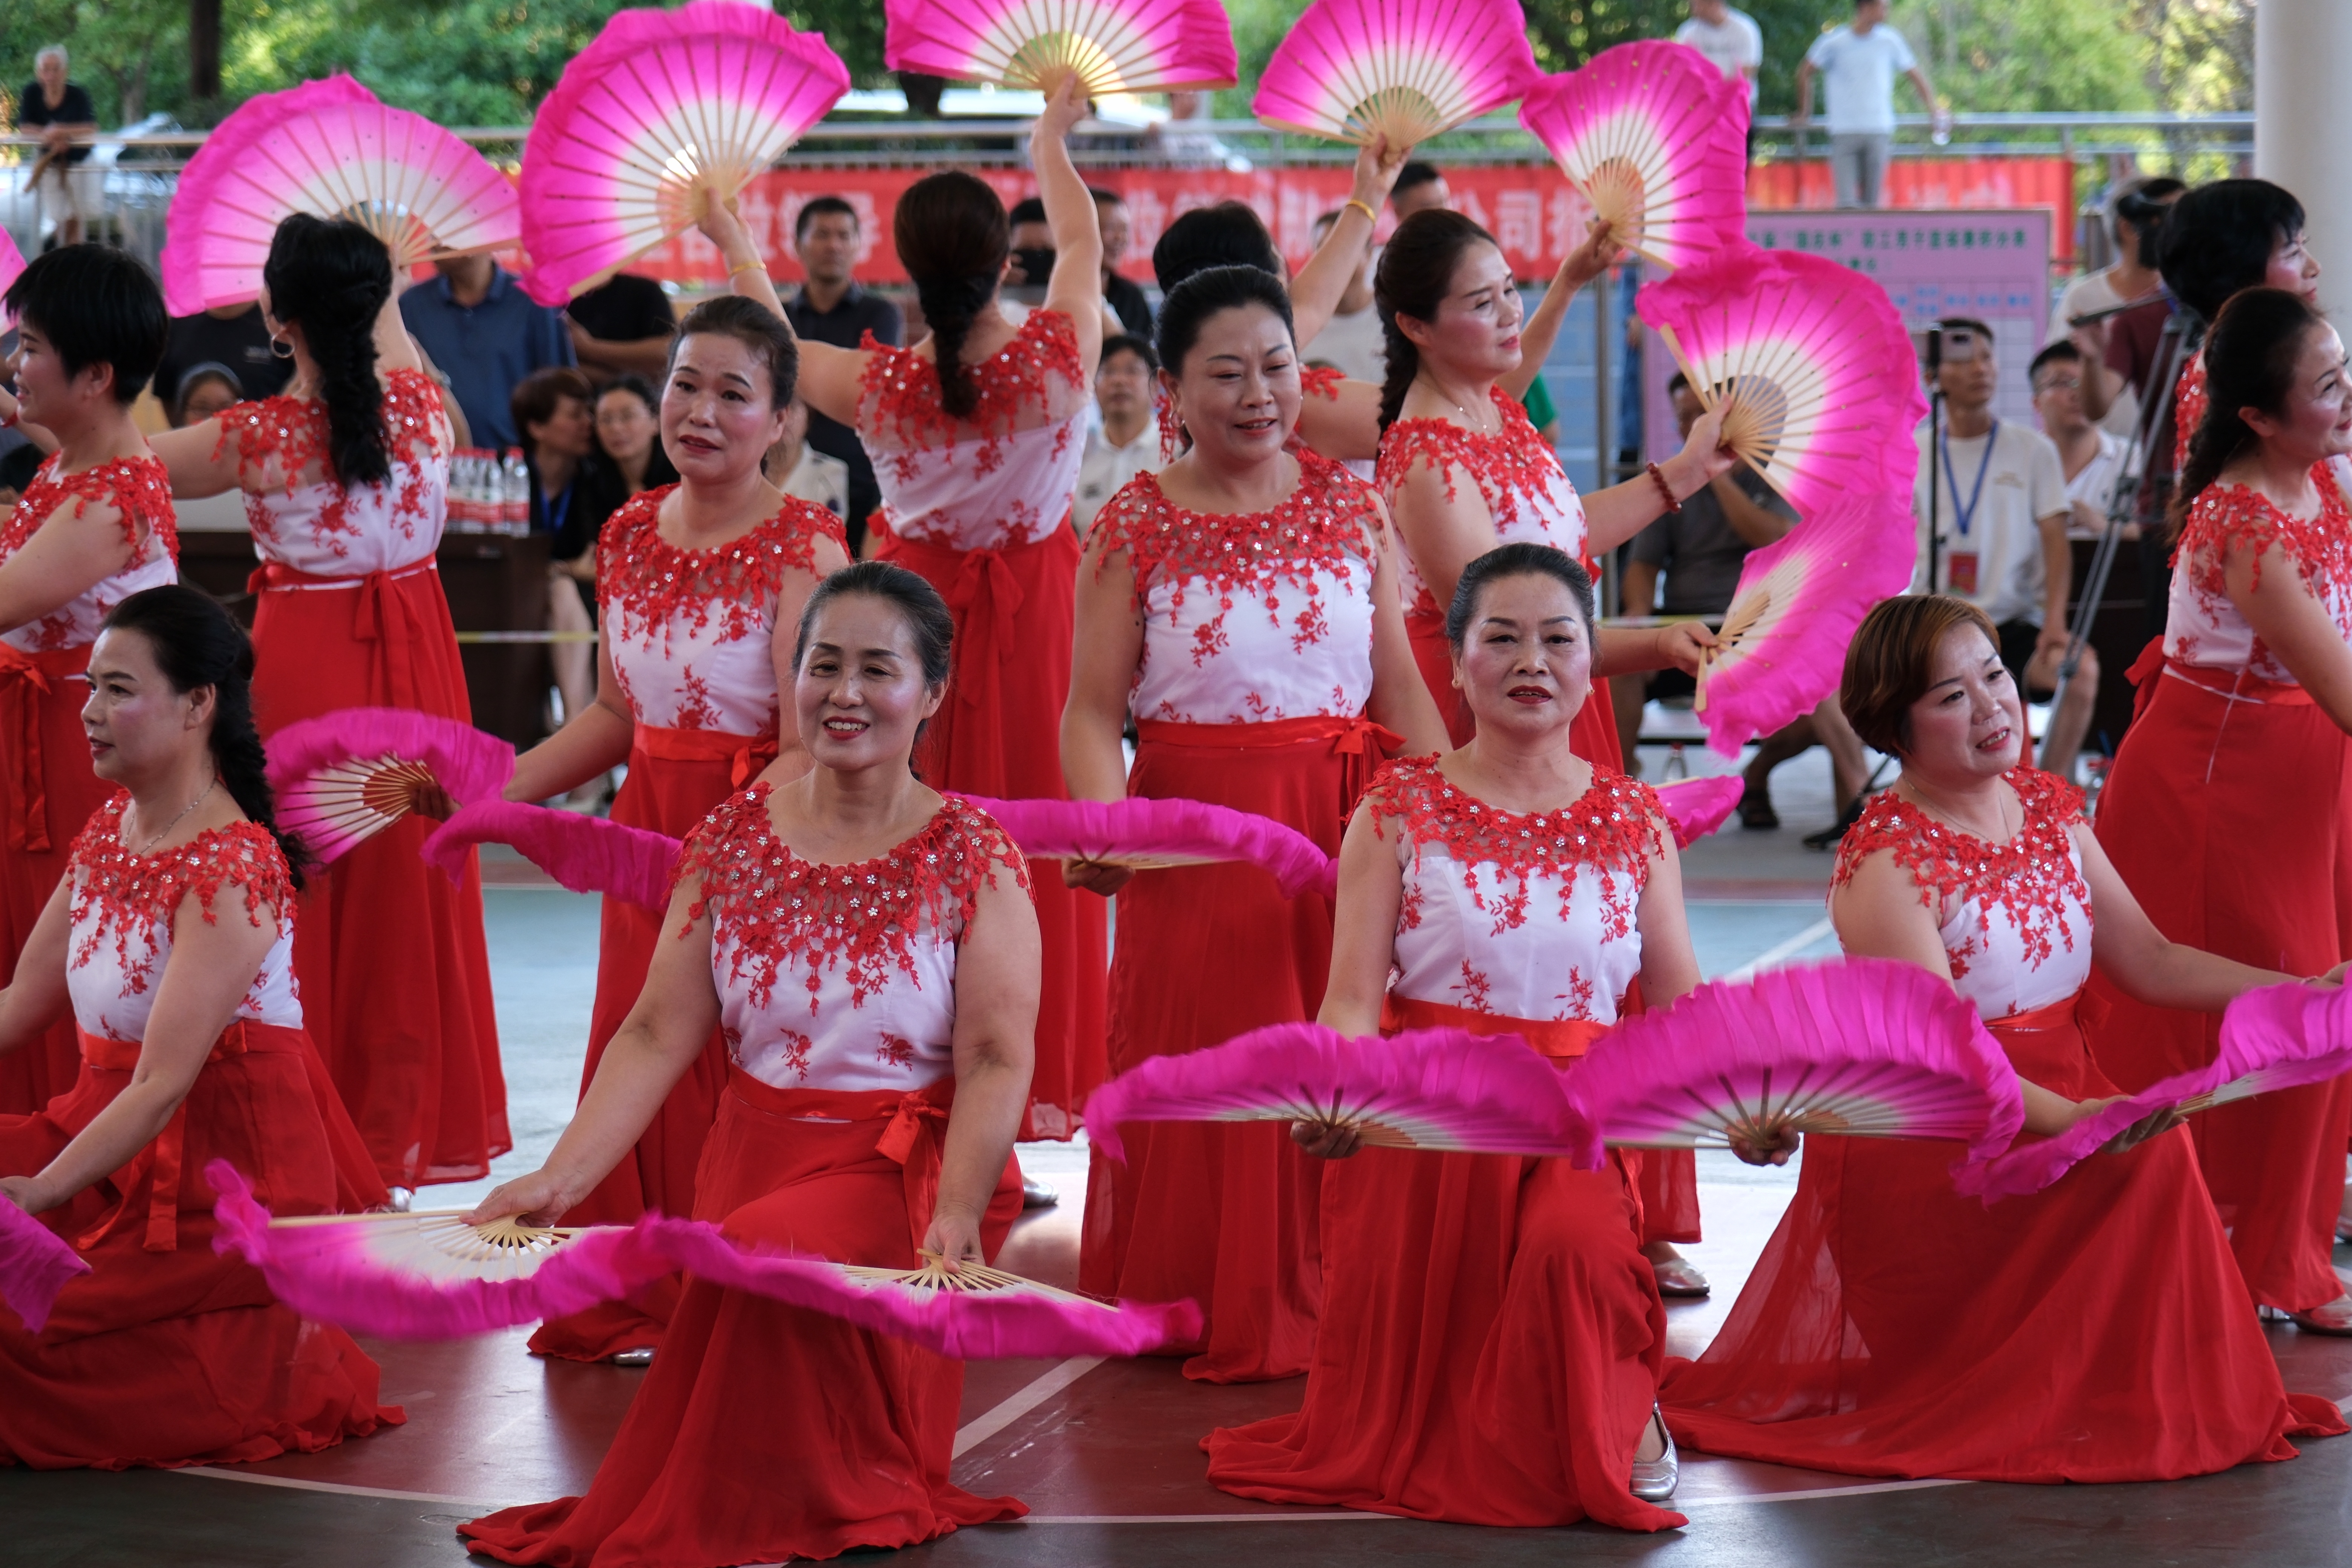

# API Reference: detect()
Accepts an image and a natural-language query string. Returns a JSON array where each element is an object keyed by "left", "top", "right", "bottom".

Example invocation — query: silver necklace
[{"left": 131, "top": 775, "right": 217, "bottom": 854}]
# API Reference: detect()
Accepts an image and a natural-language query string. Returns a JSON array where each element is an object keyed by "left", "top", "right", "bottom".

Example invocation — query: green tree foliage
[{"left": 2, "top": 0, "right": 195, "bottom": 125}]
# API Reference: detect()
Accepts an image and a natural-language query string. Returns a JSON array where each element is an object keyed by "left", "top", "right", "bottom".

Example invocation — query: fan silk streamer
[
  {"left": 1638, "top": 244, "right": 1927, "bottom": 519},
  {"left": 961, "top": 793, "right": 1336, "bottom": 900},
  {"left": 207, "top": 1162, "right": 1198, "bottom": 1358},
  {"left": 1518, "top": 41, "right": 1750, "bottom": 271},
  {"left": 421, "top": 800, "right": 682, "bottom": 911},
  {"left": 0, "top": 1196, "right": 91, "bottom": 1334},
  {"left": 1957, "top": 982, "right": 2352, "bottom": 1202},
  {"left": 1566, "top": 959, "right": 2024, "bottom": 1169},
  {"left": 1252, "top": 0, "right": 1540, "bottom": 147},
  {"left": 1654, "top": 775, "right": 1744, "bottom": 848},
  {"left": 1695, "top": 489, "right": 1919, "bottom": 755},
  {"left": 884, "top": 0, "right": 1238, "bottom": 99},
  {"left": 160, "top": 75, "right": 520, "bottom": 318},
  {"left": 263, "top": 707, "right": 516, "bottom": 864},
  {"left": 519, "top": 2, "right": 851, "bottom": 305},
  {"left": 1082, "top": 1021, "right": 1598, "bottom": 1165}
]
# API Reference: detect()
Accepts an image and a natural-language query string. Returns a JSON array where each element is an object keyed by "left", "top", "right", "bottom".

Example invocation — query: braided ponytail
[
  {"left": 916, "top": 273, "right": 998, "bottom": 420},
  {"left": 2168, "top": 287, "right": 2325, "bottom": 540},
  {"left": 262, "top": 214, "right": 393, "bottom": 488},
  {"left": 894, "top": 172, "right": 1011, "bottom": 423},
  {"left": 1375, "top": 209, "right": 1496, "bottom": 433}
]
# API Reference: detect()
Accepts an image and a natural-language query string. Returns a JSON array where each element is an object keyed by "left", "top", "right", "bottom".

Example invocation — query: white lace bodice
[
  {"left": 214, "top": 368, "right": 452, "bottom": 577},
  {"left": 1377, "top": 389, "right": 1588, "bottom": 622},
  {"left": 0, "top": 457, "right": 179, "bottom": 654},
  {"left": 2162, "top": 479, "right": 2352, "bottom": 685}
]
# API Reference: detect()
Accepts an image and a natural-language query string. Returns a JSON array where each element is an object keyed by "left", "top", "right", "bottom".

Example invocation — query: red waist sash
[
  {"left": 249, "top": 557, "right": 442, "bottom": 710},
  {"left": 1381, "top": 992, "right": 1610, "bottom": 1061},
  {"left": 1138, "top": 714, "right": 1403, "bottom": 806},
  {"left": 633, "top": 723, "right": 778, "bottom": 790},
  {"left": 723, "top": 1066, "right": 958, "bottom": 1254},
  {"left": 2127, "top": 637, "right": 2313, "bottom": 723},
  {"left": 77, "top": 1019, "right": 309, "bottom": 1253},
  {"left": 869, "top": 520, "right": 1066, "bottom": 712},
  {"left": 0, "top": 641, "right": 92, "bottom": 853}
]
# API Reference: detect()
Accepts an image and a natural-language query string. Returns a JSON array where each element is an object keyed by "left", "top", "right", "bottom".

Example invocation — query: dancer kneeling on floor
[
  {"left": 1663, "top": 593, "right": 2348, "bottom": 1481},
  {"left": 459, "top": 562, "right": 1038, "bottom": 1565},
  {"left": 1204, "top": 543, "right": 1783, "bottom": 1531},
  {"left": 0, "top": 585, "right": 398, "bottom": 1469}
]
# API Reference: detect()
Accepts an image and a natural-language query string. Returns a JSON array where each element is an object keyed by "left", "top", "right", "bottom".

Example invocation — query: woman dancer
[
  {"left": 150, "top": 214, "right": 503, "bottom": 1197},
  {"left": 2087, "top": 288, "right": 2352, "bottom": 1332},
  {"left": 459, "top": 564, "right": 1033, "bottom": 1565},
  {"left": 1064, "top": 266, "right": 1447, "bottom": 1381},
  {"left": 698, "top": 81, "right": 1104, "bottom": 1148},
  {"left": 501, "top": 297, "right": 848, "bottom": 1363},
  {"left": 0, "top": 586, "right": 400, "bottom": 1467},
  {"left": 1664, "top": 593, "right": 2346, "bottom": 1479},
  {"left": 0, "top": 247, "right": 177, "bottom": 1115},
  {"left": 1207, "top": 543, "right": 1742, "bottom": 1527}
]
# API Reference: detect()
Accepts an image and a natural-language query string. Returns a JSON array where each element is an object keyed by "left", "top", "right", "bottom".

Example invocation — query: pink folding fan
[
  {"left": 519, "top": 2, "right": 850, "bottom": 305},
  {"left": 1518, "top": 41, "right": 1750, "bottom": 271},
  {"left": 1082, "top": 1021, "right": 1597, "bottom": 1166},
  {"left": 0, "top": 227, "right": 24, "bottom": 304},
  {"left": 1638, "top": 245, "right": 1928, "bottom": 518},
  {"left": 962, "top": 794, "right": 1335, "bottom": 899},
  {"left": 1694, "top": 488, "right": 1918, "bottom": 756},
  {"left": 208, "top": 1162, "right": 1197, "bottom": 1358},
  {"left": 160, "top": 76, "right": 519, "bottom": 317},
  {"left": 1566, "top": 959, "right": 2024, "bottom": 1168},
  {"left": 0, "top": 1197, "right": 90, "bottom": 1334},
  {"left": 1253, "top": 0, "right": 1540, "bottom": 147},
  {"left": 264, "top": 707, "right": 515, "bottom": 864},
  {"left": 885, "top": 0, "right": 1237, "bottom": 99},
  {"left": 420, "top": 799, "right": 683, "bottom": 911},
  {"left": 1654, "top": 775, "right": 1745, "bottom": 849}
]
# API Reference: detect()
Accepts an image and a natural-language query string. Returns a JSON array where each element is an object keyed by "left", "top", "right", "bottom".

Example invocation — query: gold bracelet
[
  {"left": 1344, "top": 198, "right": 1378, "bottom": 225},
  {"left": 727, "top": 259, "right": 767, "bottom": 279}
]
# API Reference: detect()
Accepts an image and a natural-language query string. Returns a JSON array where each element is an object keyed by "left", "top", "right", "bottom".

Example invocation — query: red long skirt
[
  {"left": 251, "top": 564, "right": 507, "bottom": 1188},
  {"left": 530, "top": 730, "right": 767, "bottom": 1362},
  {"left": 1203, "top": 1136, "right": 1680, "bottom": 1531},
  {"left": 2087, "top": 656, "right": 2352, "bottom": 1311},
  {"left": 461, "top": 1070, "right": 1025, "bottom": 1565},
  {"left": 0, "top": 646, "right": 113, "bottom": 1114},
  {"left": 873, "top": 523, "right": 1106, "bottom": 1141},
  {"left": 0, "top": 1023, "right": 402, "bottom": 1468},
  {"left": 1661, "top": 996, "right": 2346, "bottom": 1481},
  {"left": 1080, "top": 720, "right": 1380, "bottom": 1383}
]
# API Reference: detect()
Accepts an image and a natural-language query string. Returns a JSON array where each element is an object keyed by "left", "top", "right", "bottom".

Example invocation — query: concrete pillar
[{"left": 2255, "top": 0, "right": 2352, "bottom": 314}]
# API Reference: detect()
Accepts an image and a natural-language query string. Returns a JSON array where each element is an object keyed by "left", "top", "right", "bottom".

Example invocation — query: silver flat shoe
[
  {"left": 1021, "top": 1175, "right": 1060, "bottom": 1210},
  {"left": 1629, "top": 1405, "right": 1679, "bottom": 1503},
  {"left": 609, "top": 1347, "right": 656, "bottom": 1367},
  {"left": 384, "top": 1186, "right": 415, "bottom": 1214}
]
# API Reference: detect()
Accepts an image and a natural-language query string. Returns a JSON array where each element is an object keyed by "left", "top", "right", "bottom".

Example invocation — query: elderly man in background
[{"left": 17, "top": 46, "right": 98, "bottom": 245}]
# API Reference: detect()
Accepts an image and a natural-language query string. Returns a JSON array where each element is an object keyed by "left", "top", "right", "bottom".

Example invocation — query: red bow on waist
[{"left": 0, "top": 641, "right": 92, "bottom": 853}]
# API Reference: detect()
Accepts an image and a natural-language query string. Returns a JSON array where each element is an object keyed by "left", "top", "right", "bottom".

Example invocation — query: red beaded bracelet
[{"left": 1646, "top": 461, "right": 1680, "bottom": 514}]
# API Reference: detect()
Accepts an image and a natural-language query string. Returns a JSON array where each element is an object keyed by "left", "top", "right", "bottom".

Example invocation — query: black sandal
[{"left": 1737, "top": 778, "right": 1778, "bottom": 830}]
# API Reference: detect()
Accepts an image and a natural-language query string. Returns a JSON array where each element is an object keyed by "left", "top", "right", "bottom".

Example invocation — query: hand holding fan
[
  {"left": 1518, "top": 42, "right": 1749, "bottom": 271},
  {"left": 161, "top": 76, "right": 520, "bottom": 317},
  {"left": 421, "top": 799, "right": 683, "bottom": 910},
  {"left": 884, "top": 0, "right": 1237, "bottom": 100},
  {"left": 1639, "top": 245, "right": 1929, "bottom": 518},
  {"left": 1252, "top": 0, "right": 1540, "bottom": 148},
  {"left": 1694, "top": 489, "right": 1918, "bottom": 756},
  {"left": 964, "top": 795, "right": 1336, "bottom": 899},
  {"left": 0, "top": 1197, "right": 90, "bottom": 1333},
  {"left": 1568, "top": 959, "right": 2024, "bottom": 1167},
  {"left": 1654, "top": 776, "right": 1745, "bottom": 848},
  {"left": 519, "top": 2, "right": 850, "bottom": 305},
  {"left": 264, "top": 707, "right": 516, "bottom": 864},
  {"left": 1083, "top": 1021, "right": 1597, "bottom": 1165}
]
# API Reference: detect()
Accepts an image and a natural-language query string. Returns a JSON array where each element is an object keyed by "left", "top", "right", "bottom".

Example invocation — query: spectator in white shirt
[
  {"left": 764, "top": 396, "right": 851, "bottom": 525},
  {"left": 1305, "top": 207, "right": 1384, "bottom": 384},
  {"left": 2050, "top": 176, "right": 2186, "bottom": 443},
  {"left": 1914, "top": 318, "right": 2099, "bottom": 779},
  {"left": 1792, "top": 0, "right": 1945, "bottom": 209},
  {"left": 2030, "top": 340, "right": 2127, "bottom": 537},
  {"left": 1073, "top": 334, "right": 1159, "bottom": 535},
  {"left": 1673, "top": 1, "right": 1764, "bottom": 112}
]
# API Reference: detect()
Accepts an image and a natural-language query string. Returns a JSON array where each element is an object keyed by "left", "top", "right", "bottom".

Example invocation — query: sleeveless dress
[
  {"left": 214, "top": 368, "right": 506, "bottom": 1188},
  {"left": 1078, "top": 451, "right": 1391, "bottom": 1383},
  {"left": 859, "top": 309, "right": 1108, "bottom": 1141},
  {"left": 460, "top": 785, "right": 1029, "bottom": 1565},
  {"left": 2087, "top": 480, "right": 2352, "bottom": 1312},
  {"left": 1204, "top": 758, "right": 1684, "bottom": 1531},
  {"left": 0, "top": 797, "right": 401, "bottom": 1467},
  {"left": 1664, "top": 771, "right": 2347, "bottom": 1479},
  {"left": 529, "top": 486, "right": 845, "bottom": 1363},
  {"left": 0, "top": 456, "right": 177, "bottom": 1114}
]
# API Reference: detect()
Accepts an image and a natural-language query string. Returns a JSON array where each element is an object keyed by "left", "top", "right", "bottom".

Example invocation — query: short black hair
[
  {"left": 1444, "top": 542, "right": 1594, "bottom": 649},
  {"left": 1391, "top": 162, "right": 1444, "bottom": 206},
  {"left": 1008, "top": 196, "right": 1048, "bottom": 228},
  {"left": 1152, "top": 201, "right": 1279, "bottom": 294},
  {"left": 0, "top": 443, "right": 43, "bottom": 495},
  {"left": 1099, "top": 333, "right": 1158, "bottom": 374},
  {"left": 793, "top": 195, "right": 859, "bottom": 241},
  {"left": 1937, "top": 317, "right": 1995, "bottom": 342},
  {"left": 1089, "top": 187, "right": 1126, "bottom": 208},
  {"left": 3, "top": 244, "right": 168, "bottom": 404},
  {"left": 2028, "top": 340, "right": 2081, "bottom": 383},
  {"left": 2159, "top": 179, "right": 2308, "bottom": 323},
  {"left": 1156, "top": 266, "right": 1294, "bottom": 382}
]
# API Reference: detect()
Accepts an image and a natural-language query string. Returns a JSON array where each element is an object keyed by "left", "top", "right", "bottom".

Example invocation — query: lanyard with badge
[{"left": 1938, "top": 418, "right": 1998, "bottom": 597}]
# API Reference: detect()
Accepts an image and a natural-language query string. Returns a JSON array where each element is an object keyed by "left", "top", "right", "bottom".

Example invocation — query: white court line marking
[
  {"left": 1721, "top": 917, "right": 1837, "bottom": 982},
  {"left": 175, "top": 1467, "right": 496, "bottom": 1507},
  {"left": 952, "top": 1354, "right": 1106, "bottom": 1458},
  {"left": 1679, "top": 1477, "right": 1972, "bottom": 1508},
  {"left": 1014, "top": 1513, "right": 1398, "bottom": 1524}
]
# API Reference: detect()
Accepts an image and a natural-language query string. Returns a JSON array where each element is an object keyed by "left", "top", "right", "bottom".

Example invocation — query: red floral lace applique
[
  {"left": 675, "top": 785, "right": 1034, "bottom": 1016},
  {"left": 2173, "top": 355, "right": 2205, "bottom": 474},
  {"left": 875, "top": 1034, "right": 917, "bottom": 1070},
  {"left": 1831, "top": 769, "right": 2090, "bottom": 970},
  {"left": 213, "top": 368, "right": 449, "bottom": 552},
  {"left": 1377, "top": 388, "right": 1572, "bottom": 532},
  {"left": 858, "top": 310, "right": 1084, "bottom": 471},
  {"left": 2174, "top": 479, "right": 2352, "bottom": 602},
  {"left": 1, "top": 455, "right": 179, "bottom": 566},
  {"left": 1368, "top": 757, "right": 1662, "bottom": 937},
  {"left": 598, "top": 487, "right": 844, "bottom": 653},
  {"left": 672, "top": 667, "right": 718, "bottom": 731},
  {"left": 1556, "top": 968, "right": 1597, "bottom": 1017},
  {"left": 67, "top": 794, "right": 292, "bottom": 994},
  {"left": 1299, "top": 364, "right": 1347, "bottom": 403},
  {"left": 775, "top": 1030, "right": 814, "bottom": 1081},
  {"left": 1456, "top": 960, "right": 1494, "bottom": 1012}
]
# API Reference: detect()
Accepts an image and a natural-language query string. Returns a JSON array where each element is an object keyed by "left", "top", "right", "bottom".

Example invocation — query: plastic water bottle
[
  {"left": 451, "top": 449, "right": 483, "bottom": 532},
  {"left": 501, "top": 449, "right": 532, "bottom": 534}
]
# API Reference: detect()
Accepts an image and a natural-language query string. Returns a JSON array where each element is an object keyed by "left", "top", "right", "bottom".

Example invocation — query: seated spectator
[
  {"left": 170, "top": 363, "right": 244, "bottom": 427},
  {"left": 1093, "top": 188, "right": 1154, "bottom": 337},
  {"left": 17, "top": 46, "right": 96, "bottom": 245},
  {"left": 564, "top": 273, "right": 677, "bottom": 386},
  {"left": 1306, "top": 207, "right": 1383, "bottom": 383},
  {"left": 513, "top": 366, "right": 607, "bottom": 752},
  {"left": 2030, "top": 340, "right": 2127, "bottom": 535},
  {"left": 1074, "top": 334, "right": 1158, "bottom": 534},
  {"left": 1612, "top": 371, "right": 1797, "bottom": 767},
  {"left": 152, "top": 302, "right": 293, "bottom": 412},
  {"left": 764, "top": 396, "right": 850, "bottom": 522},
  {"left": 399, "top": 252, "right": 576, "bottom": 451},
  {"left": 784, "top": 195, "right": 900, "bottom": 553},
  {"left": 2052, "top": 176, "right": 2185, "bottom": 441},
  {"left": 1006, "top": 196, "right": 1054, "bottom": 294}
]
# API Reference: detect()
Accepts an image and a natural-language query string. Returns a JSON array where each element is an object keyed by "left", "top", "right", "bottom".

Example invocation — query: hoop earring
[{"left": 269, "top": 334, "right": 295, "bottom": 360}]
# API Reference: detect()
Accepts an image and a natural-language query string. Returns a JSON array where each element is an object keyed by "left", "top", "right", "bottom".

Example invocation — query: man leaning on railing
[{"left": 15, "top": 46, "right": 98, "bottom": 246}]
